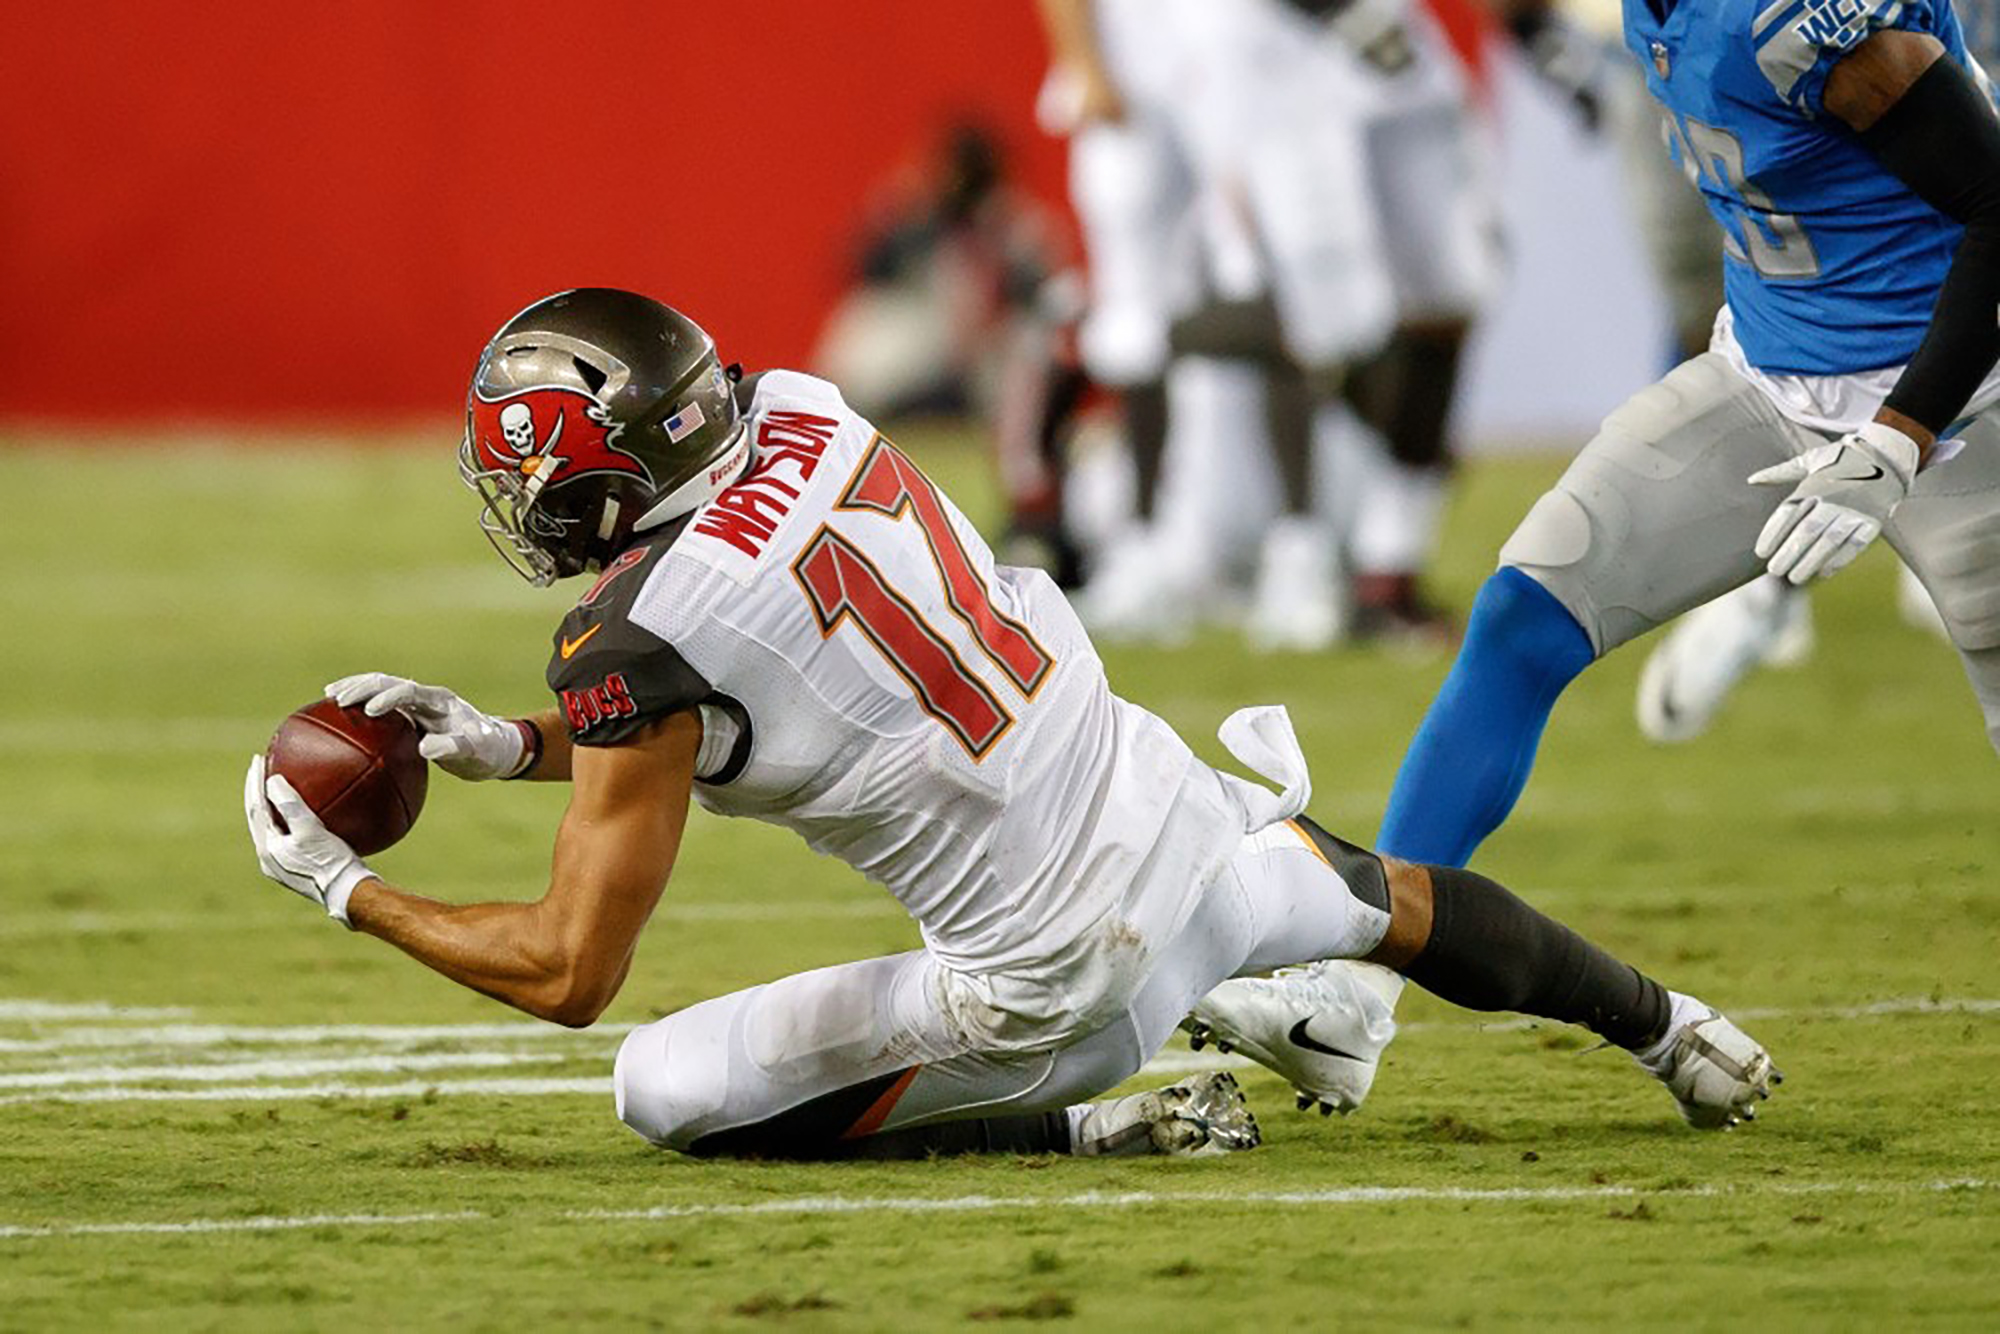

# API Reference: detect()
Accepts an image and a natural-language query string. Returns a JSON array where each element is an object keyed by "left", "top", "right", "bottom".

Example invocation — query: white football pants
[{"left": 613, "top": 820, "right": 1389, "bottom": 1153}]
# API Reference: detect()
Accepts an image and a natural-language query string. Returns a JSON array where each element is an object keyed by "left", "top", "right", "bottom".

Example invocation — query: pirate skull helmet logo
[{"left": 499, "top": 401, "right": 537, "bottom": 455}]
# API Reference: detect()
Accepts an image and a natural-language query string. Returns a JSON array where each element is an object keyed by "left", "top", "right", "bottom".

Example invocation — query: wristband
[
  {"left": 323, "top": 861, "right": 376, "bottom": 929},
  {"left": 502, "top": 717, "right": 543, "bottom": 780}
]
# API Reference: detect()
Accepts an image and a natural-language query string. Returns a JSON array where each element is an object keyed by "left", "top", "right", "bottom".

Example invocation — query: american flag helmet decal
[{"left": 664, "top": 399, "right": 707, "bottom": 444}]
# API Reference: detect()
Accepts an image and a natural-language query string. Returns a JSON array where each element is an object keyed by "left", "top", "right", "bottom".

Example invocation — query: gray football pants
[{"left": 1499, "top": 352, "right": 2000, "bottom": 753}]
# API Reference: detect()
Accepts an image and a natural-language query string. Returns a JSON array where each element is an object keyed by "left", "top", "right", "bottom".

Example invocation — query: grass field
[{"left": 0, "top": 425, "right": 1994, "bottom": 1331}]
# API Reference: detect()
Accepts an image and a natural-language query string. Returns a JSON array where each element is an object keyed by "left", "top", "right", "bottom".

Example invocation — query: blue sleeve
[{"left": 1753, "top": 0, "right": 1942, "bottom": 117}]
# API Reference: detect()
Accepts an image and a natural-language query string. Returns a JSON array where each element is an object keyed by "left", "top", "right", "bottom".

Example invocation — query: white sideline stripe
[
  {"left": 0, "top": 1077, "right": 609, "bottom": 1107},
  {"left": 0, "top": 1050, "right": 577, "bottom": 1090},
  {"left": 0, "top": 1021, "right": 635, "bottom": 1053},
  {"left": 3, "top": 1179, "right": 1989, "bottom": 1241}
]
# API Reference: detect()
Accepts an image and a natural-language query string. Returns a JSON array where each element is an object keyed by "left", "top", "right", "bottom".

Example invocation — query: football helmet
[{"left": 460, "top": 288, "right": 751, "bottom": 584}]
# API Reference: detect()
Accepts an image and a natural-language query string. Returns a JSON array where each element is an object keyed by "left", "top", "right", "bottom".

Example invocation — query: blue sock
[{"left": 1377, "top": 568, "right": 1595, "bottom": 868}]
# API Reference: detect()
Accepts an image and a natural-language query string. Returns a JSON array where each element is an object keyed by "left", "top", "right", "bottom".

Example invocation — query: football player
[
  {"left": 243, "top": 289, "right": 1775, "bottom": 1157},
  {"left": 1038, "top": 0, "right": 1400, "bottom": 650},
  {"left": 1263, "top": 0, "right": 2000, "bottom": 1072}
]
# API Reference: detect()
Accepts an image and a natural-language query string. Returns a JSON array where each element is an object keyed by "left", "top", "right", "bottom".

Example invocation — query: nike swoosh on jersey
[
  {"left": 560, "top": 624, "right": 603, "bottom": 659},
  {"left": 1287, "top": 1018, "right": 1365, "bottom": 1062}
]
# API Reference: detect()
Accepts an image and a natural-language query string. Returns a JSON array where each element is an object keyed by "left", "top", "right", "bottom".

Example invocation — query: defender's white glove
[
  {"left": 325, "top": 673, "right": 530, "bottom": 781},
  {"left": 1749, "top": 421, "right": 1920, "bottom": 585},
  {"left": 243, "top": 755, "right": 374, "bottom": 927}
]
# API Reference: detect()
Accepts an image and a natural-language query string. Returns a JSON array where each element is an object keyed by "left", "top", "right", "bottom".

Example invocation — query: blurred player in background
[
  {"left": 1039, "top": 0, "right": 1509, "bottom": 650},
  {"left": 243, "top": 289, "right": 1777, "bottom": 1158},
  {"left": 1264, "top": 0, "right": 2000, "bottom": 1073},
  {"left": 1038, "top": 0, "right": 1402, "bottom": 650}
]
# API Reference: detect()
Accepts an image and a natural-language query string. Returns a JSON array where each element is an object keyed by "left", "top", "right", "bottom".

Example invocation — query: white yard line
[
  {"left": 0, "top": 1211, "right": 486, "bottom": 1240},
  {"left": 1, "top": 1178, "right": 1989, "bottom": 1241},
  {"left": 1, "top": 994, "right": 1992, "bottom": 1104},
  {"left": 0, "top": 1076, "right": 610, "bottom": 1107},
  {"left": 0, "top": 1001, "right": 193, "bottom": 1021},
  {"left": 5, "top": 995, "right": 1989, "bottom": 1057},
  {"left": 0, "top": 1049, "right": 577, "bottom": 1090}
]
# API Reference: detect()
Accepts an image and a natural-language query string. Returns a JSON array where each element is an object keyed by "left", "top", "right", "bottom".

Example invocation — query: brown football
[{"left": 264, "top": 697, "right": 429, "bottom": 856}]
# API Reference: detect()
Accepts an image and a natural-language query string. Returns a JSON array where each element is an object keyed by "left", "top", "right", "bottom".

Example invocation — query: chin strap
[{"left": 633, "top": 425, "right": 756, "bottom": 532}]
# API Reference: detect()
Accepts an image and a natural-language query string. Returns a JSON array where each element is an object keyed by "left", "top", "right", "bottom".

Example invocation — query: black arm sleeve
[{"left": 1860, "top": 56, "right": 2000, "bottom": 435}]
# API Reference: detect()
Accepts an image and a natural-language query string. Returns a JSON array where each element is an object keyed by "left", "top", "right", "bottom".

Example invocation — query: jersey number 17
[{"left": 793, "top": 437, "right": 1054, "bottom": 759}]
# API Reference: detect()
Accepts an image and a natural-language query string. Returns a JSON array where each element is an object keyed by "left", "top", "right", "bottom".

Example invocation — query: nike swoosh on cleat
[{"left": 1287, "top": 1018, "right": 1366, "bottom": 1062}]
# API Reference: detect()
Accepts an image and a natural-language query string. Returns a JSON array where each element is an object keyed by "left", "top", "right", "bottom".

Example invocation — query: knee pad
[
  {"left": 1497, "top": 492, "right": 1604, "bottom": 649},
  {"left": 1499, "top": 355, "right": 1795, "bottom": 653},
  {"left": 613, "top": 1018, "right": 722, "bottom": 1152}
]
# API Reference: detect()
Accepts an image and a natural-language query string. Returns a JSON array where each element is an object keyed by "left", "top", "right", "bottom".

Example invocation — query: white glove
[
  {"left": 1749, "top": 421, "right": 1920, "bottom": 585},
  {"left": 325, "top": 672, "right": 530, "bottom": 781},
  {"left": 243, "top": 755, "right": 375, "bottom": 927}
]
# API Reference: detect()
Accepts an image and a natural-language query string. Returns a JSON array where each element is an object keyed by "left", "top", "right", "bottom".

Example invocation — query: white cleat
[
  {"left": 1245, "top": 517, "right": 1347, "bottom": 654},
  {"left": 1075, "top": 527, "right": 1196, "bottom": 646},
  {"left": 1634, "top": 992, "right": 1782, "bottom": 1129},
  {"left": 1070, "top": 1071, "right": 1261, "bottom": 1157},
  {"left": 1183, "top": 960, "right": 1400, "bottom": 1116},
  {"left": 1636, "top": 576, "right": 1813, "bottom": 743}
]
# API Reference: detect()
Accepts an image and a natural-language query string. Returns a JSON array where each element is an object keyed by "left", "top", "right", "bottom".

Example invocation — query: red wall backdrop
[{"left": 0, "top": 3, "right": 1066, "bottom": 422}]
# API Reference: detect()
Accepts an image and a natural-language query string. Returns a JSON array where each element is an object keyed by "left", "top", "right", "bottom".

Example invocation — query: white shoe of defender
[
  {"left": 1245, "top": 518, "right": 1346, "bottom": 654},
  {"left": 1634, "top": 992, "right": 1782, "bottom": 1129},
  {"left": 1636, "top": 577, "right": 1812, "bottom": 744},
  {"left": 1070, "top": 1071, "right": 1261, "bottom": 1157},
  {"left": 1183, "top": 960, "right": 1400, "bottom": 1116}
]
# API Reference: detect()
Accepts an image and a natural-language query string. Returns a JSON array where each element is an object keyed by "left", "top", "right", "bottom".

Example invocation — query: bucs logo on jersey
[{"left": 468, "top": 385, "right": 651, "bottom": 487}]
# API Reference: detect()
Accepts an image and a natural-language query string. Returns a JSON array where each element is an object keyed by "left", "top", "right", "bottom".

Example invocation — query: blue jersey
[
  {"left": 1625, "top": 0, "right": 1974, "bottom": 374},
  {"left": 1960, "top": 0, "right": 2000, "bottom": 65}
]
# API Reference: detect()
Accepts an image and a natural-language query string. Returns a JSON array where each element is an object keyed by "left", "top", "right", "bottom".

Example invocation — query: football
[{"left": 264, "top": 697, "right": 429, "bottom": 855}]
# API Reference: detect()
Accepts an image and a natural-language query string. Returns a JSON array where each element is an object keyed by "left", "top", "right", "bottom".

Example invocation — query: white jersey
[{"left": 546, "top": 372, "right": 1311, "bottom": 1023}]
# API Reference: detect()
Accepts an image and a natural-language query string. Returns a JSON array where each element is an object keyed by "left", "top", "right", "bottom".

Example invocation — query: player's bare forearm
[
  {"left": 345, "top": 713, "right": 700, "bottom": 1026},
  {"left": 513, "top": 708, "right": 576, "bottom": 781},
  {"left": 344, "top": 882, "right": 634, "bottom": 1024}
]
